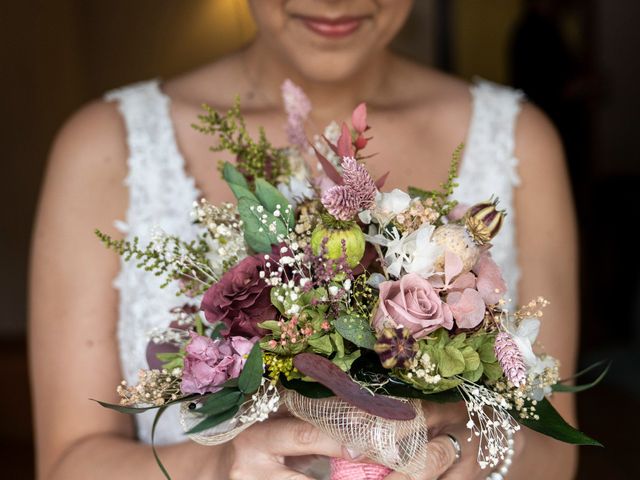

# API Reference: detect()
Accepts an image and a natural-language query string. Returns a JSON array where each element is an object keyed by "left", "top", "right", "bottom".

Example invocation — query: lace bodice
[{"left": 104, "top": 78, "right": 523, "bottom": 446}]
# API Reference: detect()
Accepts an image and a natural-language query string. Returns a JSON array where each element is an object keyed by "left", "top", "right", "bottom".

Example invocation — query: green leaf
[
  {"left": 192, "top": 389, "right": 244, "bottom": 416},
  {"left": 460, "top": 345, "right": 481, "bottom": 372},
  {"left": 238, "top": 343, "right": 264, "bottom": 394},
  {"left": 331, "top": 332, "right": 345, "bottom": 357},
  {"left": 408, "top": 186, "right": 432, "bottom": 199},
  {"left": 332, "top": 350, "right": 361, "bottom": 372},
  {"left": 439, "top": 346, "right": 466, "bottom": 377},
  {"left": 462, "top": 362, "right": 484, "bottom": 382},
  {"left": 186, "top": 404, "right": 240, "bottom": 435},
  {"left": 92, "top": 394, "right": 199, "bottom": 414},
  {"left": 223, "top": 162, "right": 250, "bottom": 189},
  {"left": 449, "top": 333, "right": 467, "bottom": 349},
  {"left": 308, "top": 335, "right": 334, "bottom": 355},
  {"left": 257, "top": 319, "right": 282, "bottom": 334},
  {"left": 223, "top": 162, "right": 258, "bottom": 202},
  {"left": 238, "top": 198, "right": 272, "bottom": 253},
  {"left": 334, "top": 315, "right": 377, "bottom": 350},
  {"left": 482, "top": 361, "right": 503, "bottom": 381},
  {"left": 254, "top": 178, "right": 294, "bottom": 229},
  {"left": 553, "top": 361, "right": 610, "bottom": 393},
  {"left": 478, "top": 340, "right": 497, "bottom": 363},
  {"left": 210, "top": 322, "right": 227, "bottom": 339},
  {"left": 515, "top": 398, "right": 602, "bottom": 446},
  {"left": 151, "top": 406, "right": 172, "bottom": 479},
  {"left": 195, "top": 315, "right": 205, "bottom": 336}
]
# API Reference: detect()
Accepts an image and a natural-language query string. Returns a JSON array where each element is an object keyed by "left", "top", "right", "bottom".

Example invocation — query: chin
[{"left": 289, "top": 52, "right": 370, "bottom": 83}]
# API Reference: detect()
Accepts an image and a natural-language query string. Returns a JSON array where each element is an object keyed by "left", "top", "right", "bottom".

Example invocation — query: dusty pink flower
[
  {"left": 201, "top": 254, "right": 276, "bottom": 337},
  {"left": 446, "top": 288, "right": 486, "bottom": 329},
  {"left": 373, "top": 273, "right": 453, "bottom": 339},
  {"left": 494, "top": 332, "right": 527, "bottom": 387},
  {"left": 181, "top": 333, "right": 256, "bottom": 395},
  {"left": 322, "top": 156, "right": 377, "bottom": 220},
  {"left": 473, "top": 252, "right": 507, "bottom": 305},
  {"left": 281, "top": 79, "right": 311, "bottom": 149}
]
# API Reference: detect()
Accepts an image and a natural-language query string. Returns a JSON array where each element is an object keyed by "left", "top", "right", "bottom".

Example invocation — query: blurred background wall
[{"left": 1, "top": 0, "right": 638, "bottom": 478}]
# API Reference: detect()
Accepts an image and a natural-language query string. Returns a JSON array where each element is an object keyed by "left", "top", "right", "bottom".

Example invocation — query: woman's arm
[
  {"left": 507, "top": 102, "right": 579, "bottom": 478},
  {"left": 29, "top": 101, "right": 229, "bottom": 480}
]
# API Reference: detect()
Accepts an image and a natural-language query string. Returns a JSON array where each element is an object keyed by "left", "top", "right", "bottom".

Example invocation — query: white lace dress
[{"left": 104, "top": 78, "right": 523, "bottom": 446}]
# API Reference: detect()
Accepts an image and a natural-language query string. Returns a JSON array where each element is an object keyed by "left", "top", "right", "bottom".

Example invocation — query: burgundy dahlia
[{"left": 201, "top": 253, "right": 276, "bottom": 337}]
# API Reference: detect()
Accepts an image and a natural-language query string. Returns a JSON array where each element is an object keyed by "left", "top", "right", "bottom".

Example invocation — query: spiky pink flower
[
  {"left": 321, "top": 156, "right": 377, "bottom": 220},
  {"left": 494, "top": 332, "right": 527, "bottom": 387},
  {"left": 322, "top": 185, "right": 360, "bottom": 221},
  {"left": 281, "top": 79, "right": 311, "bottom": 149}
]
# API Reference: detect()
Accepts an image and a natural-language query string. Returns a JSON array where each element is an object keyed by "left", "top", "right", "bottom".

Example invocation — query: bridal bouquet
[{"left": 95, "top": 81, "right": 603, "bottom": 479}]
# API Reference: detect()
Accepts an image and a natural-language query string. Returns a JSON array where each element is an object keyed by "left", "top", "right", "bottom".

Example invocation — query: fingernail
[{"left": 346, "top": 447, "right": 362, "bottom": 459}]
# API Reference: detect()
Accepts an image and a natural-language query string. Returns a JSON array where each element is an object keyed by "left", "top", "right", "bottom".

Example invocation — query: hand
[
  {"left": 228, "top": 416, "right": 349, "bottom": 480},
  {"left": 385, "top": 401, "right": 487, "bottom": 480}
]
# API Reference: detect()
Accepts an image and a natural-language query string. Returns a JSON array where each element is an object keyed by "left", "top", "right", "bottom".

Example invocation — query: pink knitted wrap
[{"left": 330, "top": 458, "right": 393, "bottom": 480}]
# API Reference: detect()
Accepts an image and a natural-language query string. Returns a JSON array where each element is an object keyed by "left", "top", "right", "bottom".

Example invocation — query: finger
[
  {"left": 229, "top": 462, "right": 314, "bottom": 480},
  {"left": 251, "top": 417, "right": 345, "bottom": 458},
  {"left": 384, "top": 435, "right": 459, "bottom": 480}
]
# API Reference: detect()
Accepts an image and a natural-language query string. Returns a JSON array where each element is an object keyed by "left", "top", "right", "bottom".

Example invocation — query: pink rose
[
  {"left": 373, "top": 273, "right": 453, "bottom": 339},
  {"left": 181, "top": 333, "right": 256, "bottom": 395}
]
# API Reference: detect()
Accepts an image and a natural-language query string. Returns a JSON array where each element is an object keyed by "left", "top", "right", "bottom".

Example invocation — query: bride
[{"left": 29, "top": 1, "right": 579, "bottom": 479}]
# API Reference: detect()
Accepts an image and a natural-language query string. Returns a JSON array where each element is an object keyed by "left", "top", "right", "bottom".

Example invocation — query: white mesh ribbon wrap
[
  {"left": 179, "top": 381, "right": 280, "bottom": 446},
  {"left": 284, "top": 390, "right": 429, "bottom": 478}
]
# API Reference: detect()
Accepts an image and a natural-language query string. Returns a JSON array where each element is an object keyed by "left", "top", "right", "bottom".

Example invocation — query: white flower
[
  {"left": 277, "top": 177, "right": 315, "bottom": 209},
  {"left": 362, "top": 189, "right": 412, "bottom": 226},
  {"left": 503, "top": 316, "right": 540, "bottom": 368},
  {"left": 366, "top": 224, "right": 443, "bottom": 278},
  {"left": 377, "top": 189, "right": 411, "bottom": 215}
]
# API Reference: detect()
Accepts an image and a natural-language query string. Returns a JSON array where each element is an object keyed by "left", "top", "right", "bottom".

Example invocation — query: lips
[{"left": 295, "top": 15, "right": 368, "bottom": 39}]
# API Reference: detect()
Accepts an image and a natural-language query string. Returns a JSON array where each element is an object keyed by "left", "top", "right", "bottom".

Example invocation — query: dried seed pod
[
  {"left": 432, "top": 223, "right": 480, "bottom": 272},
  {"left": 374, "top": 327, "right": 418, "bottom": 369},
  {"left": 464, "top": 198, "right": 506, "bottom": 245}
]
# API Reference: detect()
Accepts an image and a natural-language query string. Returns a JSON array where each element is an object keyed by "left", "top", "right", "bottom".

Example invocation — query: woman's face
[{"left": 248, "top": 0, "right": 414, "bottom": 82}]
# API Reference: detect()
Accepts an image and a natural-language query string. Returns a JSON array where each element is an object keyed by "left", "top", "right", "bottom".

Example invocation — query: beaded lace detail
[
  {"left": 453, "top": 80, "right": 524, "bottom": 311},
  {"left": 105, "top": 81, "right": 200, "bottom": 445},
  {"left": 104, "top": 78, "right": 523, "bottom": 446}
]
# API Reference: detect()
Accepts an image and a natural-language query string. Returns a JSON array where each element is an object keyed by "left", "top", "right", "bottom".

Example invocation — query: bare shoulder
[
  {"left": 39, "top": 98, "right": 129, "bottom": 240},
  {"left": 515, "top": 102, "right": 566, "bottom": 182}
]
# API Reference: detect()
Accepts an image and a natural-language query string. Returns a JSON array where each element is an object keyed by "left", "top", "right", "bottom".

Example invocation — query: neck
[{"left": 241, "top": 38, "right": 394, "bottom": 124}]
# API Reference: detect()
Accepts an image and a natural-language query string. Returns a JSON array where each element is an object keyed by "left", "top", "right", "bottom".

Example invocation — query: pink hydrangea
[{"left": 181, "top": 333, "right": 255, "bottom": 395}]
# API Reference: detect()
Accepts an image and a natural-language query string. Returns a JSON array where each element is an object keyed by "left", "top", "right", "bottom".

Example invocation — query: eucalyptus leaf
[
  {"left": 238, "top": 198, "right": 275, "bottom": 253},
  {"left": 515, "top": 398, "right": 602, "bottom": 446},
  {"left": 335, "top": 315, "right": 377, "bottom": 350},
  {"left": 192, "top": 389, "right": 244, "bottom": 416},
  {"left": 152, "top": 406, "right": 172, "bottom": 479},
  {"left": 238, "top": 343, "right": 264, "bottom": 394},
  {"left": 254, "top": 178, "right": 294, "bottom": 229},
  {"left": 553, "top": 361, "right": 610, "bottom": 393},
  {"left": 186, "top": 404, "right": 240, "bottom": 435},
  {"left": 92, "top": 394, "right": 199, "bottom": 415}
]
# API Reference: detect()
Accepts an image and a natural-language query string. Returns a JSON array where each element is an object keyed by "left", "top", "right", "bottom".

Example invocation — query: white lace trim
[
  {"left": 105, "top": 77, "right": 523, "bottom": 446},
  {"left": 105, "top": 80, "right": 200, "bottom": 445},
  {"left": 454, "top": 79, "right": 524, "bottom": 310}
]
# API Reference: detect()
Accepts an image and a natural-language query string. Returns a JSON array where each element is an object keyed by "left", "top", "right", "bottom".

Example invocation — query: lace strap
[
  {"left": 465, "top": 79, "right": 525, "bottom": 187},
  {"left": 104, "top": 80, "right": 198, "bottom": 238}
]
